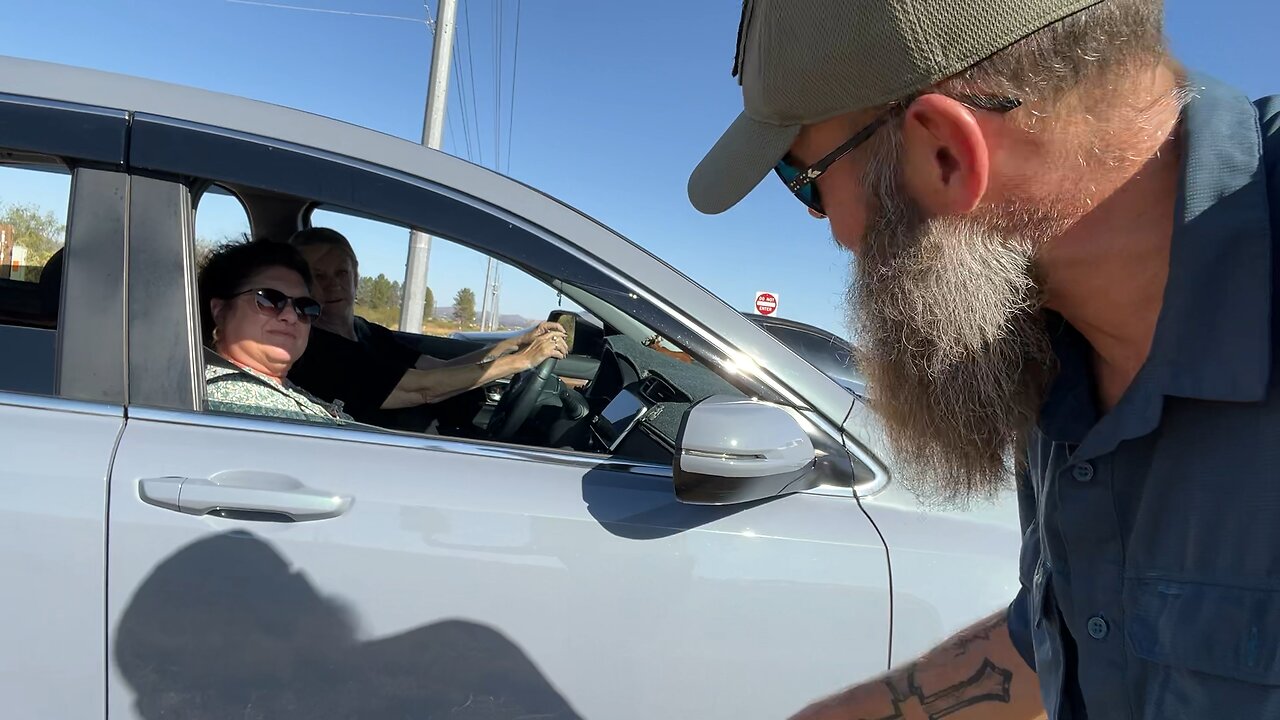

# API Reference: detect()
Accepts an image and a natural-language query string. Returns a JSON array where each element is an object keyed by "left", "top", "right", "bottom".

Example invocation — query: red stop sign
[{"left": 755, "top": 292, "right": 778, "bottom": 316}]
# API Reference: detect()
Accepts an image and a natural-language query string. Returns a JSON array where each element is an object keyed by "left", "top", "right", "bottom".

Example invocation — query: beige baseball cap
[{"left": 688, "top": 0, "right": 1105, "bottom": 215}]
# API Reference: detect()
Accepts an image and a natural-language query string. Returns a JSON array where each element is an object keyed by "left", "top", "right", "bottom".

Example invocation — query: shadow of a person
[{"left": 115, "top": 530, "right": 584, "bottom": 720}]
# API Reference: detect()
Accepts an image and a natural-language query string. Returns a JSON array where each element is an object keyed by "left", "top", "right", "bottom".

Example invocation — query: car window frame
[
  {"left": 123, "top": 114, "right": 880, "bottom": 493},
  {"left": 0, "top": 92, "right": 128, "bottom": 405},
  {"left": 127, "top": 115, "right": 784, "bottom": 401}
]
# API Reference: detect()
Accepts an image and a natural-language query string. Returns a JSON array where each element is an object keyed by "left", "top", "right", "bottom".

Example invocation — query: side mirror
[{"left": 673, "top": 395, "right": 817, "bottom": 505}]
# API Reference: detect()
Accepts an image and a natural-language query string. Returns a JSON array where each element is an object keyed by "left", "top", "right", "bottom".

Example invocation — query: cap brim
[{"left": 688, "top": 112, "right": 800, "bottom": 215}]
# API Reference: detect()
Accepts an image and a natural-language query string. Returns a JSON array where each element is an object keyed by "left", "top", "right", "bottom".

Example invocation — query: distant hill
[
  {"left": 498, "top": 313, "right": 536, "bottom": 328},
  {"left": 430, "top": 306, "right": 535, "bottom": 329}
]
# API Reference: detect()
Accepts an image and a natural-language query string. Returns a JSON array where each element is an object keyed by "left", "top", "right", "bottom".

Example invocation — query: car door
[
  {"left": 103, "top": 102, "right": 894, "bottom": 720},
  {"left": 0, "top": 92, "right": 128, "bottom": 717}
]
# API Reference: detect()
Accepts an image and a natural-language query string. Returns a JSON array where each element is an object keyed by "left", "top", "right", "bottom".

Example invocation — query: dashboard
[
  {"left": 590, "top": 373, "right": 688, "bottom": 454},
  {"left": 572, "top": 335, "right": 742, "bottom": 461}
]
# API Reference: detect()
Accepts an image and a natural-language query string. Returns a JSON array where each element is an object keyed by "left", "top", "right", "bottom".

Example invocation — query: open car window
[
  {"left": 308, "top": 205, "right": 588, "bottom": 339},
  {"left": 186, "top": 186, "right": 750, "bottom": 465}
]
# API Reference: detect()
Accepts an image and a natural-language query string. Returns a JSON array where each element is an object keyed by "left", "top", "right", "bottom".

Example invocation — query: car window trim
[
  {"left": 0, "top": 389, "right": 124, "bottom": 418},
  {"left": 126, "top": 405, "right": 676, "bottom": 479},
  {"left": 0, "top": 93, "right": 128, "bottom": 402},
  {"left": 0, "top": 93, "right": 126, "bottom": 168}
]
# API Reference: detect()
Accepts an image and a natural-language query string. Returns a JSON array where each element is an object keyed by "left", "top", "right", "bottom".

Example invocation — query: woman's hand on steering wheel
[
  {"left": 512, "top": 328, "right": 568, "bottom": 372},
  {"left": 488, "top": 331, "right": 566, "bottom": 441},
  {"left": 514, "top": 321, "right": 567, "bottom": 349}
]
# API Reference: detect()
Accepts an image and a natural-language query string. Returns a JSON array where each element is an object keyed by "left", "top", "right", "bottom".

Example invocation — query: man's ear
[
  {"left": 210, "top": 298, "right": 227, "bottom": 325},
  {"left": 898, "top": 94, "right": 992, "bottom": 216}
]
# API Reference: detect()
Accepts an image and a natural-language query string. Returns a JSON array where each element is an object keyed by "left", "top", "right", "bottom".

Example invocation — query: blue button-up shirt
[{"left": 1008, "top": 73, "right": 1280, "bottom": 719}]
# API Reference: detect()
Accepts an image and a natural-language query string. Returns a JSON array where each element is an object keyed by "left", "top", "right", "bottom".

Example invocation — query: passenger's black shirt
[{"left": 288, "top": 317, "right": 420, "bottom": 425}]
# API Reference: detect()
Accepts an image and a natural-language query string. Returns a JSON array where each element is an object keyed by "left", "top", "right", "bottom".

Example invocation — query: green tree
[
  {"left": 453, "top": 288, "right": 476, "bottom": 327},
  {"left": 423, "top": 286, "right": 435, "bottom": 319},
  {"left": 2, "top": 202, "right": 65, "bottom": 268},
  {"left": 365, "top": 274, "right": 396, "bottom": 310}
]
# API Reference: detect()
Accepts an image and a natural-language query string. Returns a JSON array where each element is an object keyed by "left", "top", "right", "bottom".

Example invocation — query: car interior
[{"left": 192, "top": 181, "right": 750, "bottom": 464}]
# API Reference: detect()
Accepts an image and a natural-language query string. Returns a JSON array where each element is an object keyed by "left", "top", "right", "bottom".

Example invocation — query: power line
[
  {"left": 226, "top": 0, "right": 430, "bottom": 25},
  {"left": 446, "top": 101, "right": 461, "bottom": 157},
  {"left": 463, "top": 0, "right": 483, "bottom": 167},
  {"left": 449, "top": 14, "right": 476, "bottom": 162},
  {"left": 505, "top": 0, "right": 523, "bottom": 174},
  {"left": 494, "top": 0, "right": 504, "bottom": 172},
  {"left": 450, "top": 43, "right": 475, "bottom": 160}
]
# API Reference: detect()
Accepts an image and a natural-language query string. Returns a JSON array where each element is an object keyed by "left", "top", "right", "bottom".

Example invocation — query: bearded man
[{"left": 688, "top": 1, "right": 1280, "bottom": 718}]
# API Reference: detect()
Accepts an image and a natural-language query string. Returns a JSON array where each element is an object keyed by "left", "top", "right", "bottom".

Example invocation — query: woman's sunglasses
[
  {"left": 234, "top": 288, "right": 323, "bottom": 323},
  {"left": 774, "top": 94, "right": 1022, "bottom": 216}
]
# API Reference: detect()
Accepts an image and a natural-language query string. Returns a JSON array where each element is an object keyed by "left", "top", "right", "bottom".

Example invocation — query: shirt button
[
  {"left": 1087, "top": 615, "right": 1110, "bottom": 640},
  {"left": 1071, "top": 463, "right": 1095, "bottom": 483}
]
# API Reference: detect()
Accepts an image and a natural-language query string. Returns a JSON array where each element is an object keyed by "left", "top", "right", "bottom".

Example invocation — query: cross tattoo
[{"left": 873, "top": 659, "right": 1013, "bottom": 720}]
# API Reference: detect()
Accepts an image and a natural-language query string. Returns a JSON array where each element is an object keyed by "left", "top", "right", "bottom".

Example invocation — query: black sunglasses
[
  {"left": 234, "top": 287, "right": 323, "bottom": 323},
  {"left": 774, "top": 94, "right": 1023, "bottom": 216}
]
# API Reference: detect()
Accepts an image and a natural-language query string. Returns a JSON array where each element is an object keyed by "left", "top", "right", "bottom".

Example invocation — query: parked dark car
[{"left": 745, "top": 314, "right": 865, "bottom": 397}]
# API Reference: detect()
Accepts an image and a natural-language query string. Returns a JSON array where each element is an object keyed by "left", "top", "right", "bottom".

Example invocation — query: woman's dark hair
[{"left": 197, "top": 238, "right": 314, "bottom": 346}]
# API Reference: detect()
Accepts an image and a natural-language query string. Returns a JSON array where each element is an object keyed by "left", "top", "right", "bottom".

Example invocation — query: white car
[{"left": 0, "top": 56, "right": 1021, "bottom": 719}]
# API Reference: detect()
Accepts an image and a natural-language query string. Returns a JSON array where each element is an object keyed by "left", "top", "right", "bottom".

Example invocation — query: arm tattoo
[
  {"left": 871, "top": 659, "right": 1013, "bottom": 720},
  {"left": 948, "top": 614, "right": 1003, "bottom": 660}
]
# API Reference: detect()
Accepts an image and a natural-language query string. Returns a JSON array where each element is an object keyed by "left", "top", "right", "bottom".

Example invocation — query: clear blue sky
[{"left": 2, "top": 0, "right": 1276, "bottom": 334}]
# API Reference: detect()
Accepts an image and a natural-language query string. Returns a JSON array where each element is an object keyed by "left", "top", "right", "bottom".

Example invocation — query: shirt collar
[
  {"left": 1038, "top": 72, "right": 1274, "bottom": 457},
  {"left": 205, "top": 350, "right": 291, "bottom": 390}
]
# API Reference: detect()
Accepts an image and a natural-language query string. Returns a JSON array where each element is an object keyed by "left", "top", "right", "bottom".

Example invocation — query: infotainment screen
[{"left": 598, "top": 389, "right": 648, "bottom": 451}]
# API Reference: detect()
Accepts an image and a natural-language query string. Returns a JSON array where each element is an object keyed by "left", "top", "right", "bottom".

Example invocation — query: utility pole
[
  {"left": 478, "top": 257, "right": 496, "bottom": 330},
  {"left": 490, "top": 263, "right": 502, "bottom": 328},
  {"left": 400, "top": 0, "right": 458, "bottom": 333}
]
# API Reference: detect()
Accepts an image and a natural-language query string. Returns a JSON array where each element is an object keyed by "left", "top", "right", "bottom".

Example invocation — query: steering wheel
[{"left": 487, "top": 357, "right": 559, "bottom": 441}]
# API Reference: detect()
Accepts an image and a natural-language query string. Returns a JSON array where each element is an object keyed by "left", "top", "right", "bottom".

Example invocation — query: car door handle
[{"left": 138, "top": 471, "right": 352, "bottom": 522}]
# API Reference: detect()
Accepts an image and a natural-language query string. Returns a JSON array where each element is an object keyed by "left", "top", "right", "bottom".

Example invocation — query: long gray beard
[{"left": 850, "top": 190, "right": 1058, "bottom": 508}]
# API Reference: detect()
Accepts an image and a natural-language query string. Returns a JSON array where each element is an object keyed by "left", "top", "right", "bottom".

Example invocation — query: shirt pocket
[
  {"left": 1126, "top": 577, "right": 1280, "bottom": 684},
  {"left": 1125, "top": 576, "right": 1280, "bottom": 719}
]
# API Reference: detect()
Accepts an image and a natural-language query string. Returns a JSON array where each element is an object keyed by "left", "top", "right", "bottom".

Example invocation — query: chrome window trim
[
  {"left": 0, "top": 93, "right": 127, "bottom": 167},
  {"left": 0, "top": 92, "right": 126, "bottom": 119},
  {"left": 0, "top": 390, "right": 123, "bottom": 418},
  {"left": 126, "top": 405, "right": 675, "bottom": 478},
  {"left": 798, "top": 408, "right": 889, "bottom": 498}
]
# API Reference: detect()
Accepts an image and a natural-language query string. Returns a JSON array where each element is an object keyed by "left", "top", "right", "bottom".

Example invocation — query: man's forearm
[
  {"left": 790, "top": 612, "right": 1044, "bottom": 720},
  {"left": 423, "top": 341, "right": 515, "bottom": 370},
  {"left": 384, "top": 353, "right": 527, "bottom": 408}
]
